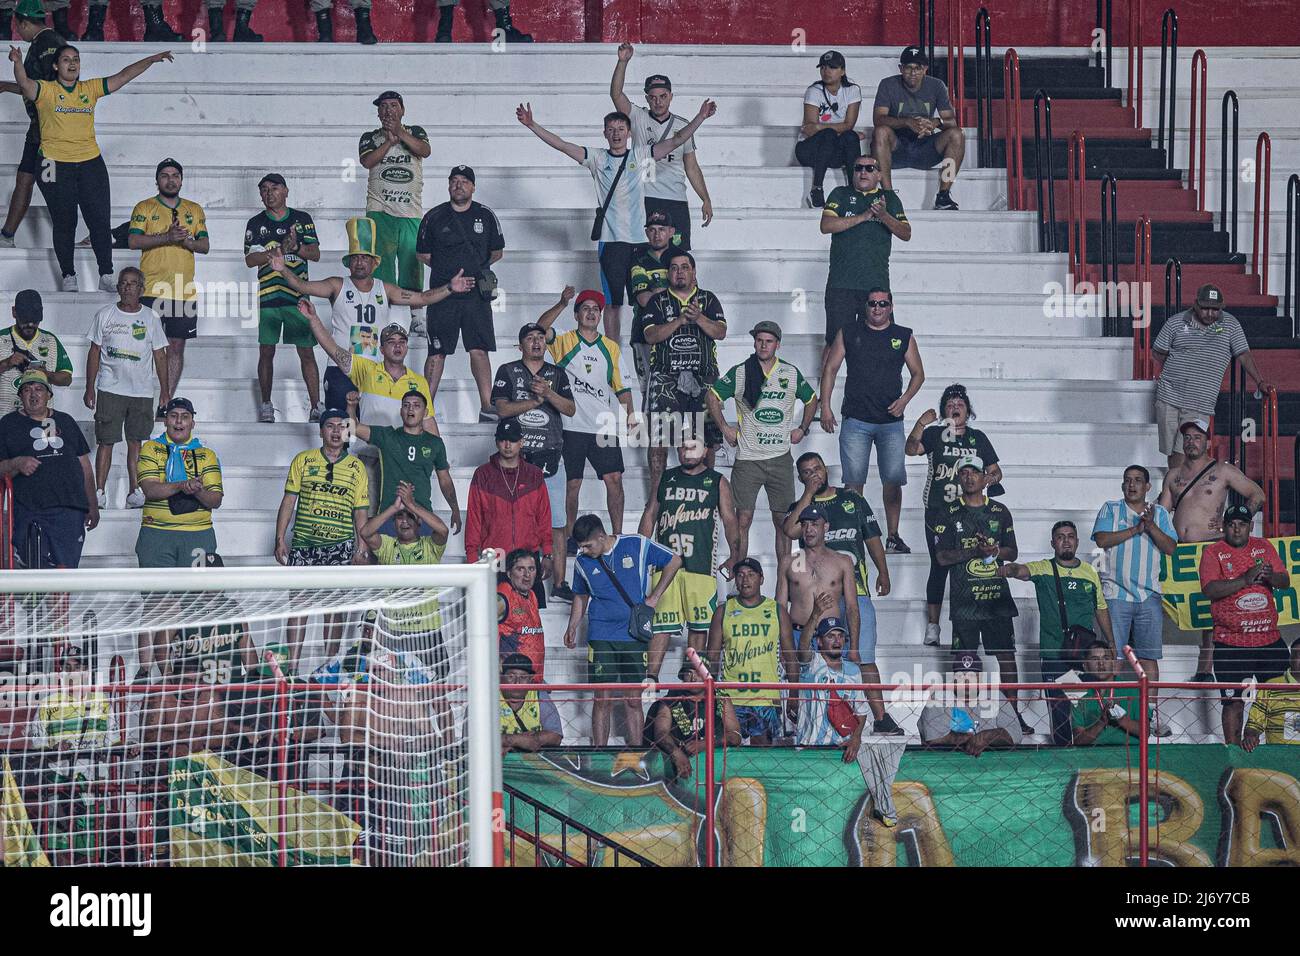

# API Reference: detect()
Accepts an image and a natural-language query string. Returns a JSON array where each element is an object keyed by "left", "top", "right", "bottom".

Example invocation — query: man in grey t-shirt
[
  {"left": 871, "top": 46, "right": 965, "bottom": 211},
  {"left": 918, "top": 652, "right": 1023, "bottom": 753}
]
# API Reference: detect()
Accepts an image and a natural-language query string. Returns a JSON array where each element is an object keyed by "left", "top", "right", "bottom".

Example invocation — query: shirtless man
[
  {"left": 1157, "top": 417, "right": 1266, "bottom": 681},
  {"left": 778, "top": 505, "right": 859, "bottom": 649}
]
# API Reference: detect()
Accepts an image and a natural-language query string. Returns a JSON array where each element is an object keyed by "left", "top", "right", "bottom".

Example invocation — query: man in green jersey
[
  {"left": 628, "top": 210, "right": 676, "bottom": 398},
  {"left": 359, "top": 92, "right": 430, "bottom": 296}
]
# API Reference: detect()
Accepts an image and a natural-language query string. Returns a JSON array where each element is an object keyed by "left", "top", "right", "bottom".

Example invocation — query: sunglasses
[
  {"left": 867, "top": 300, "right": 892, "bottom": 308},
  {"left": 854, "top": 164, "right": 878, "bottom": 172}
]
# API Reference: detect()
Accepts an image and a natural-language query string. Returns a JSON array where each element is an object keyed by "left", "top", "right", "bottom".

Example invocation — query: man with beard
[
  {"left": 0, "top": 288, "right": 72, "bottom": 416},
  {"left": 629, "top": 211, "right": 676, "bottom": 399}
]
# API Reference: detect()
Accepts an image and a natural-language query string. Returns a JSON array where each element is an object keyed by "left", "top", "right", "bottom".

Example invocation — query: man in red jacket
[{"left": 466, "top": 418, "right": 553, "bottom": 608}]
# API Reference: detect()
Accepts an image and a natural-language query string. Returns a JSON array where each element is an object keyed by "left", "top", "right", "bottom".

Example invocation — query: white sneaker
[
  {"left": 923, "top": 623, "right": 941, "bottom": 646},
  {"left": 408, "top": 314, "right": 427, "bottom": 337},
  {"left": 126, "top": 488, "right": 146, "bottom": 508},
  {"left": 0, "top": 233, "right": 14, "bottom": 248},
  {"left": 61, "top": 274, "right": 78, "bottom": 292},
  {"left": 98, "top": 274, "right": 116, "bottom": 293},
  {"left": 259, "top": 402, "right": 276, "bottom": 424},
  {"left": 308, "top": 402, "right": 325, "bottom": 423},
  {"left": 95, "top": 488, "right": 107, "bottom": 509}
]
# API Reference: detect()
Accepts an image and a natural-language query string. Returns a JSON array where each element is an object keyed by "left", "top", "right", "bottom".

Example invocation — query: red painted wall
[{"left": 58, "top": 0, "right": 1300, "bottom": 46}]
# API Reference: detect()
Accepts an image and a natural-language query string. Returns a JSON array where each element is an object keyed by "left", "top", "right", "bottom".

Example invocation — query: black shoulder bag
[
  {"left": 167, "top": 449, "right": 209, "bottom": 516},
  {"left": 1051, "top": 559, "right": 1096, "bottom": 661},
  {"left": 448, "top": 209, "right": 499, "bottom": 301},
  {"left": 590, "top": 149, "right": 631, "bottom": 242},
  {"left": 596, "top": 551, "right": 655, "bottom": 644}
]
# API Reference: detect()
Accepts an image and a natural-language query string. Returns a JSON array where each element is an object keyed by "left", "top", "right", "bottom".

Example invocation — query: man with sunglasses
[
  {"left": 871, "top": 46, "right": 963, "bottom": 210},
  {"left": 819, "top": 156, "right": 909, "bottom": 357}
]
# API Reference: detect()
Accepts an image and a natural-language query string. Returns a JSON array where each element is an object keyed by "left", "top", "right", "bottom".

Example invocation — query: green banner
[{"left": 503, "top": 745, "right": 1300, "bottom": 866}]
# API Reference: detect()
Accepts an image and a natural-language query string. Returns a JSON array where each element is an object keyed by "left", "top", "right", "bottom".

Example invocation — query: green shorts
[
  {"left": 367, "top": 211, "right": 423, "bottom": 292},
  {"left": 258, "top": 303, "right": 315, "bottom": 347},
  {"left": 587, "top": 640, "right": 648, "bottom": 684},
  {"left": 134, "top": 525, "right": 218, "bottom": 569}
]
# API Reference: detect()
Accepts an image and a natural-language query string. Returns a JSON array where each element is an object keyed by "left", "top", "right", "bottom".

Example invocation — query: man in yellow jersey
[
  {"left": 127, "top": 158, "right": 209, "bottom": 403},
  {"left": 361, "top": 481, "right": 449, "bottom": 645},
  {"left": 706, "top": 557, "right": 796, "bottom": 744},
  {"left": 135, "top": 397, "right": 223, "bottom": 568},
  {"left": 1243, "top": 640, "right": 1300, "bottom": 752}
]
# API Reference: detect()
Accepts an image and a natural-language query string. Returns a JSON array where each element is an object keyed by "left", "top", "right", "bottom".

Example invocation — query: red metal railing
[
  {"left": 1067, "top": 132, "right": 1087, "bottom": 290},
  {"left": 947, "top": 0, "right": 966, "bottom": 119},
  {"left": 1253, "top": 132, "right": 1272, "bottom": 294},
  {"left": 1133, "top": 215, "right": 1154, "bottom": 378},
  {"left": 1127, "top": 0, "right": 1144, "bottom": 129},
  {"left": 1188, "top": 49, "right": 1208, "bottom": 210},
  {"left": 1004, "top": 49, "right": 1023, "bottom": 210},
  {"left": 1261, "top": 386, "right": 1281, "bottom": 536}
]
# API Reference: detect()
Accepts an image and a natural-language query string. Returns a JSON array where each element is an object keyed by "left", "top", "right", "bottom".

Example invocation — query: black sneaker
[
  {"left": 809, "top": 186, "right": 825, "bottom": 208},
  {"left": 551, "top": 582, "right": 575, "bottom": 604},
  {"left": 885, "top": 534, "right": 911, "bottom": 555},
  {"left": 934, "top": 189, "right": 960, "bottom": 211},
  {"left": 873, "top": 714, "right": 904, "bottom": 736},
  {"left": 155, "top": 404, "right": 167, "bottom": 421},
  {"left": 1018, "top": 715, "right": 1036, "bottom": 737},
  {"left": 1190, "top": 671, "right": 1216, "bottom": 683}
]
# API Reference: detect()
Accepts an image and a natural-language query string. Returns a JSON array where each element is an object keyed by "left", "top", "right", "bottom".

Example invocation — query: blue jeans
[
  {"left": 1108, "top": 594, "right": 1164, "bottom": 660},
  {"left": 838, "top": 418, "right": 907, "bottom": 487}
]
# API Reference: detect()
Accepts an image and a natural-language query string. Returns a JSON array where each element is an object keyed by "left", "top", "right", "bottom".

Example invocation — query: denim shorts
[
  {"left": 838, "top": 417, "right": 907, "bottom": 487},
  {"left": 1108, "top": 594, "right": 1164, "bottom": 660},
  {"left": 734, "top": 705, "right": 782, "bottom": 740}
]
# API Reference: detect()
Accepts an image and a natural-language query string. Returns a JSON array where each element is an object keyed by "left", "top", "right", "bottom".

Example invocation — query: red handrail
[
  {"left": 1067, "top": 132, "right": 1087, "bottom": 290},
  {"left": 1132, "top": 215, "right": 1154, "bottom": 378},
  {"left": 1261, "top": 386, "right": 1280, "bottom": 536},
  {"left": 947, "top": 0, "right": 965, "bottom": 120},
  {"left": 1188, "top": 49, "right": 1207, "bottom": 211},
  {"left": 1253, "top": 132, "right": 1272, "bottom": 294},
  {"left": 1127, "top": 0, "right": 1144, "bottom": 128},
  {"left": 1003, "top": 49, "right": 1023, "bottom": 210}
]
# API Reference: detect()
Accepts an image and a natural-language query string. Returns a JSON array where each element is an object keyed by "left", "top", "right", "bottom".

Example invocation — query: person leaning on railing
[{"left": 1070, "top": 641, "right": 1147, "bottom": 747}]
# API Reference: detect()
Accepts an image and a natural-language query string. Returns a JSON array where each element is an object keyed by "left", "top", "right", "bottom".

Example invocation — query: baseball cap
[
  {"left": 496, "top": 418, "right": 523, "bottom": 442},
  {"left": 15, "top": 0, "right": 47, "bottom": 22},
  {"left": 380, "top": 323, "right": 409, "bottom": 344},
  {"left": 732, "top": 557, "right": 763, "bottom": 577},
  {"left": 14, "top": 369, "right": 51, "bottom": 394},
  {"left": 13, "top": 289, "right": 42, "bottom": 323},
  {"left": 643, "top": 74, "right": 672, "bottom": 93},
  {"left": 817, "top": 50, "right": 846, "bottom": 69},
  {"left": 573, "top": 289, "right": 605, "bottom": 312},
  {"left": 813, "top": 617, "right": 848, "bottom": 641},
  {"left": 501, "top": 653, "right": 535, "bottom": 676},
  {"left": 318, "top": 408, "right": 348, "bottom": 429},
  {"left": 1195, "top": 283, "right": 1224, "bottom": 308},
  {"left": 164, "top": 397, "right": 195, "bottom": 416},
  {"left": 1178, "top": 417, "right": 1210, "bottom": 436},
  {"left": 449, "top": 165, "right": 475, "bottom": 184},
  {"left": 372, "top": 90, "right": 403, "bottom": 106},
  {"left": 258, "top": 172, "right": 287, "bottom": 188},
  {"left": 645, "top": 210, "right": 674, "bottom": 228},
  {"left": 1223, "top": 504, "right": 1253, "bottom": 526},
  {"left": 900, "top": 45, "right": 929, "bottom": 66},
  {"left": 750, "top": 320, "right": 782, "bottom": 342},
  {"left": 518, "top": 322, "right": 547, "bottom": 343},
  {"left": 799, "top": 505, "right": 827, "bottom": 523},
  {"left": 952, "top": 651, "right": 983, "bottom": 673},
  {"left": 156, "top": 157, "right": 183, "bottom": 177},
  {"left": 955, "top": 455, "right": 984, "bottom": 474}
]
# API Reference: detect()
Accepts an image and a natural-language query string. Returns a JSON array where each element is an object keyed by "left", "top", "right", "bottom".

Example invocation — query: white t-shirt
[
  {"left": 329, "top": 276, "right": 402, "bottom": 364},
  {"left": 580, "top": 145, "right": 654, "bottom": 244},
  {"left": 629, "top": 105, "right": 695, "bottom": 202},
  {"left": 799, "top": 80, "right": 863, "bottom": 141},
  {"left": 87, "top": 303, "right": 167, "bottom": 398}
]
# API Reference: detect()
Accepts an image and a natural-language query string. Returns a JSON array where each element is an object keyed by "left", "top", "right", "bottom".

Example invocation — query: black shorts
[
  {"left": 644, "top": 196, "right": 691, "bottom": 251},
  {"left": 1213, "top": 638, "right": 1290, "bottom": 699},
  {"left": 142, "top": 297, "right": 199, "bottom": 340},
  {"left": 646, "top": 374, "right": 722, "bottom": 447},
  {"left": 890, "top": 133, "right": 945, "bottom": 170},
  {"left": 952, "top": 619, "right": 1015, "bottom": 654},
  {"left": 427, "top": 294, "right": 495, "bottom": 355},
  {"left": 824, "top": 286, "right": 872, "bottom": 345},
  {"left": 562, "top": 429, "right": 625, "bottom": 480},
  {"left": 18, "top": 134, "right": 40, "bottom": 176},
  {"left": 598, "top": 241, "right": 636, "bottom": 308}
]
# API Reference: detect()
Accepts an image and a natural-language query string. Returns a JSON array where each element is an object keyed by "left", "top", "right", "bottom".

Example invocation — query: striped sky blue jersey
[
  {"left": 796, "top": 653, "right": 871, "bottom": 746},
  {"left": 1091, "top": 499, "right": 1178, "bottom": 603},
  {"left": 581, "top": 145, "right": 654, "bottom": 244}
]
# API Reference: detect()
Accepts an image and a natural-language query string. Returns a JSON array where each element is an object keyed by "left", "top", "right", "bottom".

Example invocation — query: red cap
[{"left": 574, "top": 289, "right": 605, "bottom": 312}]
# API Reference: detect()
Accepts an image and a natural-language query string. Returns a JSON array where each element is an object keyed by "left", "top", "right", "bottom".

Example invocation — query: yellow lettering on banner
[
  {"left": 1160, "top": 535, "right": 1300, "bottom": 631},
  {"left": 1073, "top": 769, "right": 1212, "bottom": 866},
  {"left": 855, "top": 782, "right": 955, "bottom": 867},
  {"left": 718, "top": 777, "right": 768, "bottom": 867},
  {"left": 1222, "top": 769, "right": 1300, "bottom": 866}
]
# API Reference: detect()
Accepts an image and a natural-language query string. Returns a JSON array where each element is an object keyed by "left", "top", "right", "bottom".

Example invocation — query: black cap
[
  {"left": 372, "top": 90, "right": 403, "bottom": 106},
  {"left": 258, "top": 172, "right": 287, "bottom": 188},
  {"left": 733, "top": 557, "right": 763, "bottom": 577},
  {"left": 1223, "top": 504, "right": 1253, "bottom": 526},
  {"left": 643, "top": 74, "right": 672, "bottom": 92},
  {"left": 518, "top": 322, "right": 547, "bottom": 343},
  {"left": 818, "top": 50, "right": 846, "bottom": 69},
  {"left": 953, "top": 651, "right": 983, "bottom": 673},
  {"left": 900, "top": 46, "right": 929, "bottom": 66},
  {"left": 799, "top": 505, "right": 827, "bottom": 523},
  {"left": 501, "top": 653, "right": 535, "bottom": 675},
  {"left": 449, "top": 165, "right": 475, "bottom": 184},
  {"left": 318, "top": 408, "right": 349, "bottom": 429},
  {"left": 13, "top": 289, "right": 42, "bottom": 323},
  {"left": 164, "top": 397, "right": 195, "bottom": 416},
  {"left": 645, "top": 210, "right": 674, "bottom": 227},
  {"left": 156, "top": 157, "right": 183, "bottom": 177},
  {"left": 496, "top": 418, "right": 523, "bottom": 442}
]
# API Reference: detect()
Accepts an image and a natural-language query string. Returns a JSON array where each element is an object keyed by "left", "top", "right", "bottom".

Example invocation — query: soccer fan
[
  {"left": 0, "top": 369, "right": 97, "bottom": 567},
  {"left": 779, "top": 506, "right": 859, "bottom": 651},
  {"left": 499, "top": 654, "right": 563, "bottom": 754},
  {"left": 639, "top": 436, "right": 739, "bottom": 653},
  {"left": 492, "top": 320, "right": 576, "bottom": 600},
  {"left": 782, "top": 452, "right": 893, "bottom": 725},
  {"left": 1199, "top": 504, "right": 1291, "bottom": 745},
  {"left": 84, "top": 267, "right": 169, "bottom": 509},
  {"left": 349, "top": 389, "right": 460, "bottom": 537},
  {"left": 918, "top": 651, "right": 1022, "bottom": 754},
  {"left": 1071, "top": 641, "right": 1148, "bottom": 747},
  {"left": 629, "top": 210, "right": 676, "bottom": 395},
  {"left": 275, "top": 410, "right": 370, "bottom": 664},
  {"left": 135, "top": 397, "right": 222, "bottom": 567},
  {"left": 267, "top": 226, "right": 469, "bottom": 419},
  {"left": 795, "top": 50, "right": 864, "bottom": 208},
  {"left": 433, "top": 0, "right": 532, "bottom": 42},
  {"left": 999, "top": 520, "right": 1116, "bottom": 745},
  {"left": 465, "top": 418, "right": 552, "bottom": 605},
  {"left": 359, "top": 92, "right": 428, "bottom": 290},
  {"left": 871, "top": 46, "right": 964, "bottom": 209},
  {"left": 127, "top": 158, "right": 209, "bottom": 398},
  {"left": 1153, "top": 284, "right": 1271, "bottom": 470},
  {"left": 243, "top": 173, "right": 322, "bottom": 422},
  {"left": 515, "top": 99, "right": 715, "bottom": 339},
  {"left": 706, "top": 557, "right": 795, "bottom": 745},
  {"left": 641, "top": 250, "right": 726, "bottom": 494},
  {"left": 361, "top": 482, "right": 449, "bottom": 563},
  {"left": 609, "top": 43, "right": 714, "bottom": 249},
  {"left": 10, "top": 44, "right": 172, "bottom": 291},
  {"left": 649, "top": 662, "right": 741, "bottom": 779},
  {"left": 707, "top": 320, "right": 816, "bottom": 563},
  {"left": 934, "top": 457, "right": 1031, "bottom": 734},
  {"left": 536, "top": 286, "right": 636, "bottom": 545},
  {"left": 1158, "top": 418, "right": 1265, "bottom": 680},
  {"left": 312, "top": 0, "right": 376, "bottom": 43},
  {"left": 820, "top": 289, "right": 924, "bottom": 553},
  {"left": 564, "top": 513, "right": 682, "bottom": 746},
  {"left": 1091, "top": 465, "right": 1178, "bottom": 679},
  {"left": 497, "top": 549, "right": 544, "bottom": 676},
  {"left": 205, "top": 0, "right": 263, "bottom": 41},
  {"left": 1242, "top": 641, "right": 1300, "bottom": 752},
  {"left": 0, "top": 2, "right": 62, "bottom": 248},
  {"left": 417, "top": 165, "right": 504, "bottom": 417},
  {"left": 0, "top": 288, "right": 71, "bottom": 416},
  {"left": 794, "top": 616, "right": 902, "bottom": 827}
]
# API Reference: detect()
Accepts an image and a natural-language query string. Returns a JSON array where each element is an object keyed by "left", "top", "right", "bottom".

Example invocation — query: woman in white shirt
[{"left": 794, "top": 50, "right": 866, "bottom": 208}]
